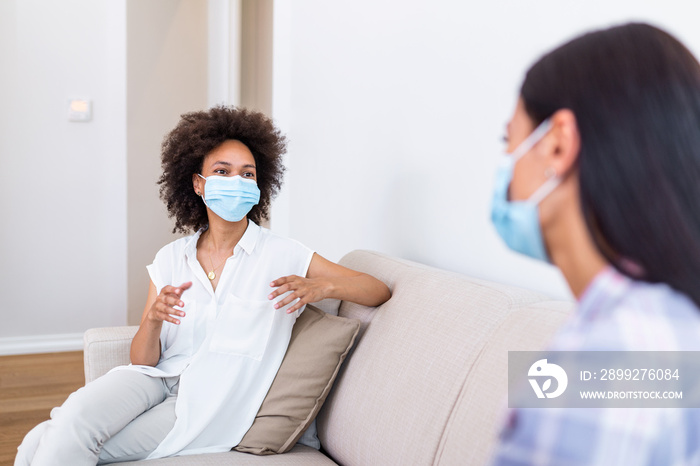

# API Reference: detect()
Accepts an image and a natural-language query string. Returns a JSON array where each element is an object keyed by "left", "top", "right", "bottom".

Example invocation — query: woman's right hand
[
  {"left": 131, "top": 280, "right": 192, "bottom": 366},
  {"left": 146, "top": 282, "right": 193, "bottom": 325}
]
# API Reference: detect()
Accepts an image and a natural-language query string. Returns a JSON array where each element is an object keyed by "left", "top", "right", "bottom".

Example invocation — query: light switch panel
[{"left": 68, "top": 98, "right": 92, "bottom": 122}]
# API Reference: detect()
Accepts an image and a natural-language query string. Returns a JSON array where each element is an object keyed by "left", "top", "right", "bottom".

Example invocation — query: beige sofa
[{"left": 83, "top": 250, "right": 573, "bottom": 465}]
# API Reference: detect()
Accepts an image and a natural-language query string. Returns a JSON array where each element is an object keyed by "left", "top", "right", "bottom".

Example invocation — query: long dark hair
[{"left": 521, "top": 22, "right": 700, "bottom": 308}]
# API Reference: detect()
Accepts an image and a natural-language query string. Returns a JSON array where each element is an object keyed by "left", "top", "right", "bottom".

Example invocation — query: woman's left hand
[{"left": 268, "top": 275, "right": 332, "bottom": 314}]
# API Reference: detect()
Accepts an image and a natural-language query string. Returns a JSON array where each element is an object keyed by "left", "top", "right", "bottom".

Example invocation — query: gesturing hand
[
  {"left": 268, "top": 275, "right": 331, "bottom": 314},
  {"left": 147, "top": 282, "right": 193, "bottom": 325}
]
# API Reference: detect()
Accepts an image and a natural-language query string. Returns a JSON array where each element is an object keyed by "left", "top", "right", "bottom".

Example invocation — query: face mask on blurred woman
[
  {"left": 198, "top": 174, "right": 260, "bottom": 222},
  {"left": 490, "top": 119, "right": 561, "bottom": 262}
]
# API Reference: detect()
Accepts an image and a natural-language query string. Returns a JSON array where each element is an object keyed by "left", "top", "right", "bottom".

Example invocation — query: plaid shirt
[{"left": 491, "top": 266, "right": 700, "bottom": 466}]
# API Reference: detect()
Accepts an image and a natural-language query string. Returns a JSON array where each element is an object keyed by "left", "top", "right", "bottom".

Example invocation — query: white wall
[
  {"left": 126, "top": 0, "right": 208, "bottom": 326},
  {"left": 0, "top": 1, "right": 127, "bottom": 349},
  {"left": 5, "top": 1, "right": 700, "bottom": 353},
  {"left": 208, "top": 0, "right": 242, "bottom": 108},
  {"left": 0, "top": 0, "right": 209, "bottom": 352},
  {"left": 271, "top": 0, "right": 700, "bottom": 300}
]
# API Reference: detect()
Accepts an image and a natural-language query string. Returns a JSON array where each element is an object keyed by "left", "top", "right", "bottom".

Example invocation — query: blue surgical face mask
[
  {"left": 490, "top": 119, "right": 560, "bottom": 262},
  {"left": 198, "top": 174, "right": 260, "bottom": 222}
]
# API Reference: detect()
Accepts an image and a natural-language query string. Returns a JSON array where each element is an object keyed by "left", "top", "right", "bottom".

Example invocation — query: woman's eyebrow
[{"left": 209, "top": 161, "right": 256, "bottom": 169}]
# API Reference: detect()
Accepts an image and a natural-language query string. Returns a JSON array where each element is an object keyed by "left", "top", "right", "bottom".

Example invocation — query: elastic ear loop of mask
[
  {"left": 527, "top": 174, "right": 561, "bottom": 205},
  {"left": 197, "top": 174, "right": 207, "bottom": 205},
  {"left": 509, "top": 118, "right": 558, "bottom": 205},
  {"left": 509, "top": 118, "right": 553, "bottom": 163}
]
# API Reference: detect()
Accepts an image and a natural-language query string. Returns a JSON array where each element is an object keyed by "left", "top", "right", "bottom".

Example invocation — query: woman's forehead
[{"left": 204, "top": 140, "right": 256, "bottom": 167}]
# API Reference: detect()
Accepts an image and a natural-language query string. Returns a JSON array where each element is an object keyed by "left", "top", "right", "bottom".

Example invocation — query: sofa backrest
[{"left": 317, "top": 250, "right": 573, "bottom": 466}]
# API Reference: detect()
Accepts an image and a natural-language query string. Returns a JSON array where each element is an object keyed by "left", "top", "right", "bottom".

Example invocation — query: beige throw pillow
[{"left": 234, "top": 304, "right": 361, "bottom": 455}]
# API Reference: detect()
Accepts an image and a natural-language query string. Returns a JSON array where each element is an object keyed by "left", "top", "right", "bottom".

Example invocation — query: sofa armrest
[{"left": 83, "top": 326, "right": 139, "bottom": 383}]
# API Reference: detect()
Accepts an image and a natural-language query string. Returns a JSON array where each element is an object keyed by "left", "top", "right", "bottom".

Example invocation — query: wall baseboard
[{"left": 0, "top": 333, "right": 84, "bottom": 356}]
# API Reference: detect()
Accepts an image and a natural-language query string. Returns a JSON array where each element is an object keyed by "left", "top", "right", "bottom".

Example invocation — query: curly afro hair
[{"left": 158, "top": 106, "right": 287, "bottom": 233}]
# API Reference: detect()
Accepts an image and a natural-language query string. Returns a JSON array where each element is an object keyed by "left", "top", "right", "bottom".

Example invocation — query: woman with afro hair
[{"left": 17, "top": 106, "right": 391, "bottom": 465}]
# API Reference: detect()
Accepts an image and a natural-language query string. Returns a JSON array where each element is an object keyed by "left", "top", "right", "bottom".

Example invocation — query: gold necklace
[
  {"left": 201, "top": 231, "right": 233, "bottom": 280},
  {"left": 205, "top": 234, "right": 233, "bottom": 280},
  {"left": 207, "top": 251, "right": 232, "bottom": 280}
]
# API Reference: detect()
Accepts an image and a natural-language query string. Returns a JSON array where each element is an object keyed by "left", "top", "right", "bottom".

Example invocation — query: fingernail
[
  {"left": 268, "top": 294, "right": 273, "bottom": 299},
  {"left": 274, "top": 304, "right": 279, "bottom": 309},
  {"left": 179, "top": 301, "right": 184, "bottom": 307},
  {"left": 175, "top": 289, "right": 180, "bottom": 294},
  {"left": 270, "top": 282, "right": 275, "bottom": 286}
]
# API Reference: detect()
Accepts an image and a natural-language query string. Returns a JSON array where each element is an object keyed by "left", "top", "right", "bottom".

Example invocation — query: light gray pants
[{"left": 15, "top": 370, "right": 178, "bottom": 466}]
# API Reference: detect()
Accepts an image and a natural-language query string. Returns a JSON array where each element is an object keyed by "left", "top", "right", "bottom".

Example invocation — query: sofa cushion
[
  {"left": 317, "top": 250, "right": 572, "bottom": 466},
  {"left": 234, "top": 304, "right": 360, "bottom": 455}
]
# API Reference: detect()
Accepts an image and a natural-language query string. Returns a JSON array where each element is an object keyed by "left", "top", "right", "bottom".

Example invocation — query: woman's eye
[
  {"left": 214, "top": 169, "right": 227, "bottom": 175},
  {"left": 243, "top": 172, "right": 255, "bottom": 178}
]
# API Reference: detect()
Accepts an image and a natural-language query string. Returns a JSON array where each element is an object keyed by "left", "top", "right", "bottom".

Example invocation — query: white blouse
[{"left": 115, "top": 220, "right": 313, "bottom": 459}]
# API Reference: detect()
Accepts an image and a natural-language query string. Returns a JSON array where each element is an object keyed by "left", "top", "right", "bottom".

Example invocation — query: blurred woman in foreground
[{"left": 491, "top": 23, "right": 700, "bottom": 464}]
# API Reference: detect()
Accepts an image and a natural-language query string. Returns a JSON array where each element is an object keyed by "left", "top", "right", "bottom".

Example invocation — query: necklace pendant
[{"left": 208, "top": 271, "right": 216, "bottom": 280}]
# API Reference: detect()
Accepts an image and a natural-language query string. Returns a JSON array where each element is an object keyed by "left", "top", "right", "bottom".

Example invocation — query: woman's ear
[
  {"left": 192, "top": 173, "right": 203, "bottom": 196},
  {"left": 547, "top": 109, "right": 581, "bottom": 177}
]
